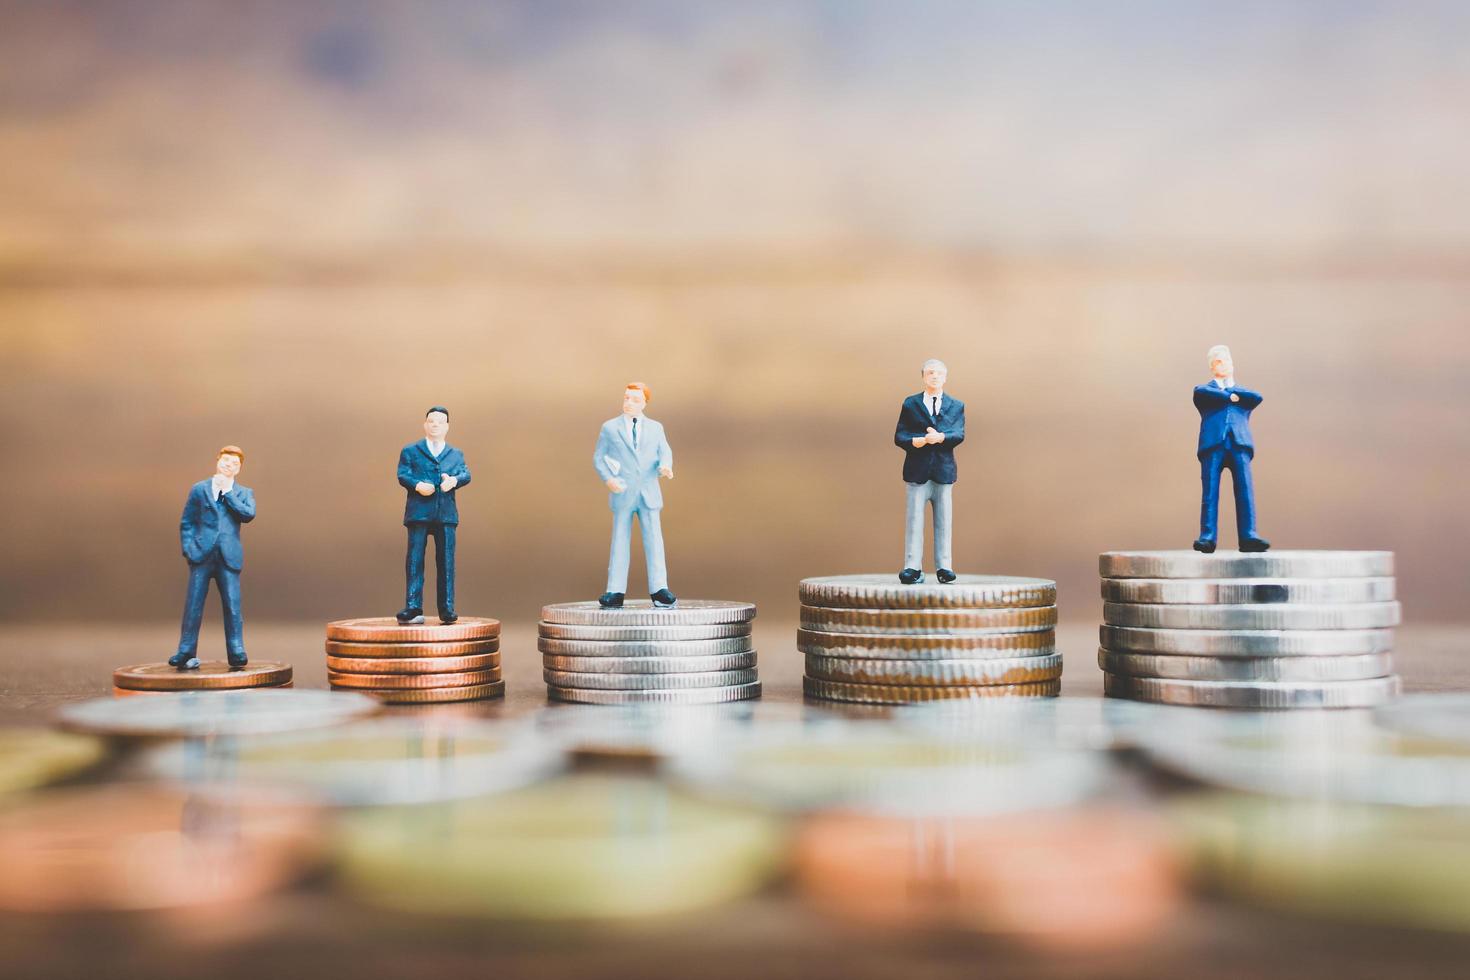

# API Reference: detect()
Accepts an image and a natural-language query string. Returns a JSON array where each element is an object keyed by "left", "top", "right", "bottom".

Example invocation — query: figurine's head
[
  {"left": 1207, "top": 345, "right": 1233, "bottom": 380},
  {"left": 622, "top": 383, "right": 650, "bottom": 417},
  {"left": 216, "top": 446, "right": 243, "bottom": 478},
  {"left": 921, "top": 358, "right": 948, "bottom": 392},
  {"left": 423, "top": 407, "right": 450, "bottom": 441}
]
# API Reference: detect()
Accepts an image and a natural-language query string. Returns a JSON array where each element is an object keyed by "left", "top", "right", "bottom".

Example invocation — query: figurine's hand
[
  {"left": 659, "top": 466, "right": 674, "bottom": 480},
  {"left": 440, "top": 474, "right": 458, "bottom": 492},
  {"left": 911, "top": 436, "right": 928, "bottom": 448},
  {"left": 924, "top": 428, "right": 943, "bottom": 444},
  {"left": 415, "top": 481, "right": 435, "bottom": 496},
  {"left": 606, "top": 478, "right": 626, "bottom": 493},
  {"left": 1230, "top": 393, "right": 1240, "bottom": 403}
]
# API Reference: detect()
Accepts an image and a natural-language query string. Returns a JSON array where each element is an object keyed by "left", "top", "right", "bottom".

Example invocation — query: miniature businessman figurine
[
  {"left": 593, "top": 382, "right": 676, "bottom": 608},
  {"left": 170, "top": 446, "right": 255, "bottom": 670},
  {"left": 396, "top": 407, "right": 471, "bottom": 624},
  {"left": 1194, "top": 345, "right": 1270, "bottom": 554},
  {"left": 895, "top": 359, "right": 966, "bottom": 584}
]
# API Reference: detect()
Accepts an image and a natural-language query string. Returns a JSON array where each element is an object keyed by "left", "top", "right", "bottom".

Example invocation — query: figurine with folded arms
[{"left": 1193, "top": 345, "right": 1270, "bottom": 554}]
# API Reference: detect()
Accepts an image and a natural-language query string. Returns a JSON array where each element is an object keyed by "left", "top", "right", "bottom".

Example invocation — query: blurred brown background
[{"left": 2, "top": 0, "right": 1467, "bottom": 628}]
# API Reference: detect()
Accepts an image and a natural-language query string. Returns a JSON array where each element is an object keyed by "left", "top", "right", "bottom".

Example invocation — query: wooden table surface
[{"left": 1, "top": 620, "right": 1467, "bottom": 979}]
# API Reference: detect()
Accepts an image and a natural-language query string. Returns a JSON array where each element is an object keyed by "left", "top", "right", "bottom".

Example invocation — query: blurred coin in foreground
[
  {"left": 57, "top": 689, "right": 382, "bottom": 739},
  {"left": 0, "top": 729, "right": 108, "bottom": 793}
]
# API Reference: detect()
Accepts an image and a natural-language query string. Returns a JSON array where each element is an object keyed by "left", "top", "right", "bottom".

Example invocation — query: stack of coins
[
  {"left": 324, "top": 617, "right": 503, "bottom": 704},
  {"left": 539, "top": 600, "right": 760, "bottom": 705},
  {"left": 1098, "top": 550, "right": 1401, "bottom": 709},
  {"left": 798, "top": 575, "right": 1062, "bottom": 705},
  {"left": 112, "top": 661, "right": 293, "bottom": 697}
]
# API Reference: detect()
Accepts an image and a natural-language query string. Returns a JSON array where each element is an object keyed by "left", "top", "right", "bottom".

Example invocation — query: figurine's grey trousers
[{"left": 903, "top": 480, "right": 953, "bottom": 570}]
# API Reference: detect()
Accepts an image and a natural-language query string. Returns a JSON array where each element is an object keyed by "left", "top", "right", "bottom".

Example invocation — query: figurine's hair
[
  {"left": 218, "top": 445, "right": 244, "bottom": 462},
  {"left": 921, "top": 358, "right": 947, "bottom": 373},
  {"left": 425, "top": 406, "right": 450, "bottom": 419},
  {"left": 1206, "top": 345, "right": 1231, "bottom": 366},
  {"left": 625, "top": 382, "right": 651, "bottom": 403}
]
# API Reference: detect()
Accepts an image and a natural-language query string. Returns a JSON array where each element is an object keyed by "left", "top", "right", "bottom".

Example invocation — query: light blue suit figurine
[{"left": 593, "top": 382, "right": 677, "bottom": 608}]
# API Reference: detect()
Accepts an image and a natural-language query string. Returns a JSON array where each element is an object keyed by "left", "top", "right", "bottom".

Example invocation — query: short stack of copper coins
[
  {"left": 323, "top": 617, "right": 503, "bottom": 704},
  {"left": 798, "top": 574, "right": 1061, "bottom": 705},
  {"left": 112, "top": 661, "right": 294, "bottom": 697}
]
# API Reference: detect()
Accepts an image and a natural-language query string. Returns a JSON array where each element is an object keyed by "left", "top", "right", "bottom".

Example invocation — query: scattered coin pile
[
  {"left": 798, "top": 575, "right": 1062, "bottom": 705},
  {"left": 324, "top": 617, "right": 504, "bottom": 704},
  {"left": 112, "top": 660, "right": 293, "bottom": 696},
  {"left": 539, "top": 600, "right": 760, "bottom": 704},
  {"left": 1098, "top": 550, "right": 1401, "bottom": 709}
]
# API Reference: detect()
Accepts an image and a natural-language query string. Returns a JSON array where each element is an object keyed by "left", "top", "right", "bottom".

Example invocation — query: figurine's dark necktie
[
  {"left": 631, "top": 417, "right": 638, "bottom": 450},
  {"left": 930, "top": 397, "right": 939, "bottom": 419}
]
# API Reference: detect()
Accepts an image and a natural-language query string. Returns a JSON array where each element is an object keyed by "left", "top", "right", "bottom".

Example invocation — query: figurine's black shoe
[
  {"left": 936, "top": 568, "right": 957, "bottom": 584},
  {"left": 598, "top": 592, "right": 625, "bottom": 609},
  {"left": 1240, "top": 536, "right": 1272, "bottom": 553},
  {"left": 439, "top": 609, "right": 458, "bottom": 624},
  {"left": 650, "top": 589, "right": 678, "bottom": 609},
  {"left": 1192, "top": 538, "right": 1217, "bottom": 554},
  {"left": 396, "top": 606, "right": 425, "bottom": 625},
  {"left": 898, "top": 568, "right": 924, "bottom": 585},
  {"left": 227, "top": 651, "right": 248, "bottom": 668},
  {"left": 168, "top": 651, "right": 201, "bottom": 670}
]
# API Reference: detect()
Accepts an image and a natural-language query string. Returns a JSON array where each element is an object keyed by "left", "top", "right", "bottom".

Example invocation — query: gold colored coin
[
  {"left": 804, "top": 653, "right": 1063, "bottom": 686},
  {"left": 112, "top": 661, "right": 293, "bottom": 692},
  {"left": 0, "top": 729, "right": 108, "bottom": 793},
  {"left": 798, "top": 627, "right": 1055, "bottom": 659},
  {"left": 325, "top": 617, "right": 501, "bottom": 642},
  {"left": 326, "top": 653, "right": 500, "bottom": 674},
  {"left": 325, "top": 638, "right": 500, "bottom": 658},
  {"left": 800, "top": 605, "right": 1057, "bottom": 635},
  {"left": 328, "top": 668, "right": 502, "bottom": 690},
  {"left": 368, "top": 682, "right": 506, "bottom": 704},
  {"left": 804, "top": 677, "right": 1061, "bottom": 704}
]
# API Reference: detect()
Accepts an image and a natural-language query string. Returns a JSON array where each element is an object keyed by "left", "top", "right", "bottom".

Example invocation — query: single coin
[
  {"left": 1100, "top": 625, "right": 1395, "bottom": 657},
  {"left": 544, "top": 667, "right": 759, "bottom": 691},
  {"left": 0, "top": 729, "right": 108, "bottom": 793},
  {"left": 537, "top": 621, "right": 752, "bottom": 641},
  {"left": 798, "top": 574, "right": 1056, "bottom": 610},
  {"left": 112, "top": 660, "right": 293, "bottom": 692},
  {"left": 325, "top": 617, "right": 501, "bottom": 643},
  {"left": 541, "top": 652, "right": 757, "bottom": 674},
  {"left": 540, "top": 599, "right": 756, "bottom": 627},
  {"left": 325, "top": 638, "right": 500, "bottom": 658},
  {"left": 1099, "top": 650, "right": 1395, "bottom": 683},
  {"left": 114, "top": 684, "right": 295, "bottom": 697},
  {"left": 804, "top": 653, "right": 1063, "bottom": 687},
  {"left": 57, "top": 689, "right": 382, "bottom": 738},
  {"left": 1103, "top": 601, "right": 1401, "bottom": 631},
  {"left": 801, "top": 605, "right": 1056, "bottom": 635},
  {"left": 1101, "top": 577, "right": 1396, "bottom": 605},
  {"left": 1099, "top": 550, "right": 1394, "bottom": 580},
  {"left": 537, "top": 636, "right": 753, "bottom": 658},
  {"left": 369, "top": 682, "right": 506, "bottom": 705},
  {"left": 804, "top": 677, "right": 1061, "bottom": 704},
  {"left": 547, "top": 682, "right": 762, "bottom": 705},
  {"left": 326, "top": 653, "right": 500, "bottom": 674},
  {"left": 328, "top": 667, "right": 501, "bottom": 690},
  {"left": 798, "top": 628, "right": 1055, "bottom": 660},
  {"left": 1103, "top": 673, "right": 1401, "bottom": 709}
]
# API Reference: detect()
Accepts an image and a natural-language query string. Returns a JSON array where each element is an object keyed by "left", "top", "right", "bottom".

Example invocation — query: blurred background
[{"left": 2, "top": 0, "right": 1468, "bottom": 628}]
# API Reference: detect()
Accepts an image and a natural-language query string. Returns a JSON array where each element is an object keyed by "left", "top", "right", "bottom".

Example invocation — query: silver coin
[
  {"left": 1101, "top": 625, "right": 1396, "bottom": 657},
  {"left": 56, "top": 689, "right": 382, "bottom": 738},
  {"left": 1101, "top": 577, "right": 1396, "bottom": 605},
  {"left": 544, "top": 667, "right": 760, "bottom": 691},
  {"left": 536, "top": 636, "right": 753, "bottom": 658},
  {"left": 540, "top": 600, "right": 756, "bottom": 627},
  {"left": 798, "top": 627, "right": 1055, "bottom": 660},
  {"left": 803, "top": 676, "right": 1061, "bottom": 704},
  {"left": 541, "top": 652, "right": 758, "bottom": 674},
  {"left": 1103, "top": 601, "right": 1401, "bottom": 631},
  {"left": 538, "top": 622, "right": 752, "bottom": 641},
  {"left": 805, "top": 653, "right": 1063, "bottom": 686},
  {"left": 1375, "top": 694, "right": 1470, "bottom": 744},
  {"left": 1099, "top": 550, "right": 1393, "bottom": 579},
  {"left": 798, "top": 574, "right": 1056, "bottom": 610},
  {"left": 1103, "top": 673, "right": 1401, "bottom": 708},
  {"left": 1099, "top": 650, "right": 1395, "bottom": 683},
  {"left": 800, "top": 605, "right": 1057, "bottom": 635},
  {"left": 547, "top": 682, "right": 762, "bottom": 705}
]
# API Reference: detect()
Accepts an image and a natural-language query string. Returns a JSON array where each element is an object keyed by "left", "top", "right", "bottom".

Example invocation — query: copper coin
[
  {"left": 113, "top": 660, "right": 293, "bottom": 692},
  {"left": 0, "top": 785, "right": 323, "bottom": 912},
  {"left": 324, "top": 638, "right": 500, "bottom": 658},
  {"left": 370, "top": 682, "right": 506, "bottom": 704},
  {"left": 326, "top": 653, "right": 501, "bottom": 674},
  {"left": 328, "top": 667, "right": 502, "bottom": 690},
  {"left": 325, "top": 617, "right": 501, "bottom": 643},
  {"left": 114, "top": 682, "right": 295, "bottom": 697}
]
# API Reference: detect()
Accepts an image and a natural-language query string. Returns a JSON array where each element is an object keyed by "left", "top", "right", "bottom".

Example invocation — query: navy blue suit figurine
[
  {"left": 170, "top": 446, "right": 255, "bottom": 670},
  {"left": 895, "top": 358, "right": 965, "bottom": 584},
  {"left": 1193, "top": 345, "right": 1270, "bottom": 554},
  {"left": 396, "top": 406, "right": 471, "bottom": 625}
]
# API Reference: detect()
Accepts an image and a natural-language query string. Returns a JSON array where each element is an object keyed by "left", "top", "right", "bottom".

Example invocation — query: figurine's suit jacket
[
  {"left": 895, "top": 393, "right": 966, "bottom": 484},
  {"left": 397, "top": 441, "right": 471, "bottom": 525},
  {"left": 593, "top": 417, "right": 672, "bottom": 512},
  {"left": 179, "top": 480, "right": 255, "bottom": 570},
  {"left": 1194, "top": 384, "right": 1262, "bottom": 458}
]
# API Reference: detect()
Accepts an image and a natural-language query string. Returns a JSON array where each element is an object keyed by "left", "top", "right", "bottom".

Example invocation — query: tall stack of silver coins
[
  {"left": 1098, "top": 551, "right": 1401, "bottom": 708},
  {"left": 539, "top": 600, "right": 761, "bottom": 704},
  {"left": 798, "top": 575, "right": 1062, "bottom": 704}
]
